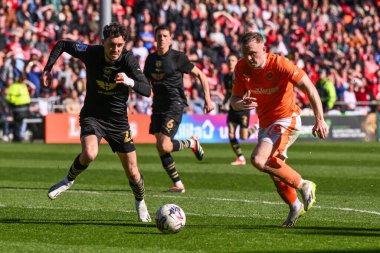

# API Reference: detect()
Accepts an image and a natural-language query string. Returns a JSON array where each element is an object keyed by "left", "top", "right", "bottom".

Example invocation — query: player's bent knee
[
  {"left": 82, "top": 150, "right": 97, "bottom": 163},
  {"left": 128, "top": 169, "right": 140, "bottom": 182},
  {"left": 157, "top": 141, "right": 172, "bottom": 153},
  {"left": 250, "top": 155, "right": 266, "bottom": 171}
]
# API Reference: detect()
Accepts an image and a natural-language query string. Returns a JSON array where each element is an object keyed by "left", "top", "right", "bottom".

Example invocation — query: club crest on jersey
[
  {"left": 102, "top": 67, "right": 113, "bottom": 81},
  {"left": 103, "top": 68, "right": 112, "bottom": 76},
  {"left": 76, "top": 44, "right": 88, "bottom": 52},
  {"left": 266, "top": 71, "right": 274, "bottom": 80},
  {"left": 155, "top": 61, "right": 163, "bottom": 68}
]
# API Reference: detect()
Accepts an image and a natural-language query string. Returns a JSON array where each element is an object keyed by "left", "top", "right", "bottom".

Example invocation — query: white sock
[
  {"left": 175, "top": 180, "right": 184, "bottom": 187},
  {"left": 189, "top": 139, "right": 195, "bottom": 148},
  {"left": 297, "top": 178, "right": 305, "bottom": 189},
  {"left": 290, "top": 198, "right": 302, "bottom": 210}
]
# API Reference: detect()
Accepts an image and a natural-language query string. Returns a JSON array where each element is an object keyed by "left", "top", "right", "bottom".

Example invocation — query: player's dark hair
[
  {"left": 154, "top": 25, "right": 171, "bottom": 36},
  {"left": 241, "top": 32, "right": 264, "bottom": 45},
  {"left": 103, "top": 22, "right": 128, "bottom": 41}
]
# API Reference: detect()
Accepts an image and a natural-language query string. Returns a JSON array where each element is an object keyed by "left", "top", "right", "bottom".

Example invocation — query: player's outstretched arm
[
  {"left": 191, "top": 66, "right": 214, "bottom": 114},
  {"left": 297, "top": 75, "right": 328, "bottom": 139},
  {"left": 42, "top": 40, "right": 80, "bottom": 88}
]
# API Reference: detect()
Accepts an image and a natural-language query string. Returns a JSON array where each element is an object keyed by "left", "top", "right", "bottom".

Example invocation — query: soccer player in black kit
[
  {"left": 223, "top": 54, "right": 257, "bottom": 165},
  {"left": 41, "top": 22, "right": 152, "bottom": 222},
  {"left": 144, "top": 25, "right": 214, "bottom": 193}
]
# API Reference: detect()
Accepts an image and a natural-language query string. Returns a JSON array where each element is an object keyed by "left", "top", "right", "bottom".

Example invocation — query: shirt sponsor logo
[
  {"left": 96, "top": 80, "right": 117, "bottom": 91},
  {"left": 76, "top": 44, "right": 88, "bottom": 52},
  {"left": 250, "top": 86, "right": 279, "bottom": 95},
  {"left": 152, "top": 73, "right": 165, "bottom": 81}
]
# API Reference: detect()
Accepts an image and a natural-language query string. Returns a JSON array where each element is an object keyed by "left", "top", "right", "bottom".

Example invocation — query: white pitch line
[
  {"left": 1, "top": 188, "right": 379, "bottom": 216},
  {"left": 315, "top": 206, "right": 380, "bottom": 216},
  {"left": 151, "top": 194, "right": 380, "bottom": 216}
]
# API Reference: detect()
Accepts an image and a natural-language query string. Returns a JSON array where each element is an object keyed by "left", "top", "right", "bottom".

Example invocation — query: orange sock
[
  {"left": 271, "top": 176, "right": 298, "bottom": 205},
  {"left": 265, "top": 156, "right": 301, "bottom": 188}
]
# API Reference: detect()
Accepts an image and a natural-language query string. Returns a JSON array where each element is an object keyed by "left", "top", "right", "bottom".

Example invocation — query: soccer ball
[{"left": 155, "top": 204, "right": 186, "bottom": 234}]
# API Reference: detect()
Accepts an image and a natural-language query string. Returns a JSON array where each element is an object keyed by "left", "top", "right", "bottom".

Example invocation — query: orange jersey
[{"left": 232, "top": 53, "right": 305, "bottom": 128}]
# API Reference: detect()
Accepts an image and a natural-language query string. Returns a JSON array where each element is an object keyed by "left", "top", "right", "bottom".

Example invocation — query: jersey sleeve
[
  {"left": 124, "top": 52, "right": 151, "bottom": 97},
  {"left": 43, "top": 40, "right": 90, "bottom": 72},
  {"left": 231, "top": 61, "right": 246, "bottom": 97},
  {"left": 276, "top": 55, "right": 305, "bottom": 84},
  {"left": 177, "top": 52, "right": 194, "bottom": 74},
  {"left": 143, "top": 54, "right": 152, "bottom": 80}
]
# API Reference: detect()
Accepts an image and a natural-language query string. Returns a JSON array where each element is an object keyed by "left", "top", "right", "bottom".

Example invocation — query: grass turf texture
[{"left": 0, "top": 142, "right": 379, "bottom": 253}]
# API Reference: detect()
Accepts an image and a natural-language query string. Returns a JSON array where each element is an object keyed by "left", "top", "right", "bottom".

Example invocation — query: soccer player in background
[
  {"left": 41, "top": 22, "right": 152, "bottom": 222},
  {"left": 144, "top": 25, "right": 214, "bottom": 193},
  {"left": 230, "top": 32, "right": 328, "bottom": 227},
  {"left": 222, "top": 54, "right": 257, "bottom": 165}
]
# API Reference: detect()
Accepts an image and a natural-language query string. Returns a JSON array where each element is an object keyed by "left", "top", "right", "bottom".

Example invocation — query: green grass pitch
[{"left": 0, "top": 141, "right": 379, "bottom": 252}]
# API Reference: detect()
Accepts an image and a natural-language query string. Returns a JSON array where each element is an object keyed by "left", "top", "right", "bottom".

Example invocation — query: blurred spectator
[
  {"left": 134, "top": 93, "right": 152, "bottom": 115},
  {"left": 56, "top": 60, "right": 74, "bottom": 92},
  {"left": 0, "top": 87, "right": 12, "bottom": 141},
  {"left": 354, "top": 78, "right": 372, "bottom": 111},
  {"left": 0, "top": 0, "right": 379, "bottom": 118},
  {"left": 316, "top": 69, "right": 337, "bottom": 112},
  {"left": 188, "top": 87, "right": 205, "bottom": 114},
  {"left": 29, "top": 88, "right": 57, "bottom": 118},
  {"left": 73, "top": 68, "right": 86, "bottom": 95},
  {"left": 25, "top": 48, "right": 43, "bottom": 97},
  {"left": 132, "top": 39, "right": 149, "bottom": 69},
  {"left": 343, "top": 84, "right": 357, "bottom": 112},
  {"left": 139, "top": 23, "right": 155, "bottom": 51},
  {"left": 63, "top": 89, "right": 81, "bottom": 115},
  {"left": 6, "top": 74, "right": 33, "bottom": 142}
]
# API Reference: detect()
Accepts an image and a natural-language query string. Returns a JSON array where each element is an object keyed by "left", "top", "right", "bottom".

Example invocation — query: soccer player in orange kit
[{"left": 230, "top": 32, "right": 328, "bottom": 227}]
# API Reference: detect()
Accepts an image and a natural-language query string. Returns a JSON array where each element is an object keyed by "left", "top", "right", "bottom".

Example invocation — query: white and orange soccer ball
[{"left": 155, "top": 204, "right": 186, "bottom": 234}]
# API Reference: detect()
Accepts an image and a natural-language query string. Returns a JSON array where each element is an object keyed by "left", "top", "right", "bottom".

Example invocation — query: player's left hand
[
  {"left": 312, "top": 120, "right": 328, "bottom": 139},
  {"left": 41, "top": 71, "right": 52, "bottom": 87},
  {"left": 115, "top": 73, "right": 135, "bottom": 87},
  {"left": 204, "top": 100, "right": 215, "bottom": 114}
]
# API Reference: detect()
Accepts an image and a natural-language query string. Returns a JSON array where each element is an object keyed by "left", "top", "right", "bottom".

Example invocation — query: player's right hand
[
  {"left": 41, "top": 71, "right": 52, "bottom": 88},
  {"left": 241, "top": 90, "right": 257, "bottom": 109}
]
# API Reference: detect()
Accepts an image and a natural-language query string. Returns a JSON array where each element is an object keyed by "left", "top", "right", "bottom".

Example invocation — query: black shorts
[
  {"left": 227, "top": 109, "right": 250, "bottom": 128},
  {"left": 80, "top": 117, "right": 135, "bottom": 153},
  {"left": 149, "top": 111, "right": 183, "bottom": 139}
]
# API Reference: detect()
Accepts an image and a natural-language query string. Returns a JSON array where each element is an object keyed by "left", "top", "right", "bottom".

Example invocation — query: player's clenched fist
[{"left": 41, "top": 71, "right": 52, "bottom": 87}]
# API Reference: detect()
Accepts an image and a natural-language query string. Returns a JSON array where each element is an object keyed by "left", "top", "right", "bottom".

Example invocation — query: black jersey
[
  {"left": 223, "top": 73, "right": 234, "bottom": 103},
  {"left": 44, "top": 40, "right": 151, "bottom": 119},
  {"left": 144, "top": 48, "right": 194, "bottom": 113},
  {"left": 224, "top": 72, "right": 250, "bottom": 116}
]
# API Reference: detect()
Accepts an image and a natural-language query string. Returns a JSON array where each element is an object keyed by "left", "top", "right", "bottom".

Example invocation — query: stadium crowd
[{"left": 0, "top": 0, "right": 380, "bottom": 141}]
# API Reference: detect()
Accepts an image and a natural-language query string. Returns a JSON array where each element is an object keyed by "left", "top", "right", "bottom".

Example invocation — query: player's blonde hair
[{"left": 241, "top": 32, "right": 264, "bottom": 45}]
